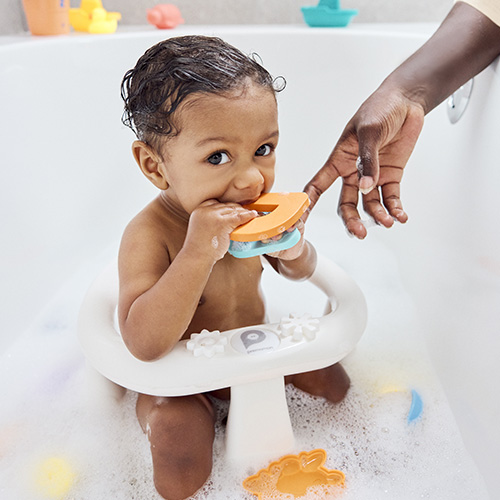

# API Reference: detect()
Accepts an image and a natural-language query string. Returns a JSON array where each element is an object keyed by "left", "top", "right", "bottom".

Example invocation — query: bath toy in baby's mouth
[
  {"left": 243, "top": 449, "right": 345, "bottom": 498},
  {"left": 228, "top": 192, "right": 310, "bottom": 258}
]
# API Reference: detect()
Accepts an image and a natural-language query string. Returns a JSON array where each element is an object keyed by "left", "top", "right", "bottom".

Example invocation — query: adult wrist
[{"left": 379, "top": 2, "right": 500, "bottom": 115}]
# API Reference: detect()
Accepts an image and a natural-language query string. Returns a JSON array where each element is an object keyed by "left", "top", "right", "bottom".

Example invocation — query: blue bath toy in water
[
  {"left": 408, "top": 389, "right": 424, "bottom": 424},
  {"left": 302, "top": 0, "right": 357, "bottom": 28},
  {"left": 379, "top": 385, "right": 424, "bottom": 424}
]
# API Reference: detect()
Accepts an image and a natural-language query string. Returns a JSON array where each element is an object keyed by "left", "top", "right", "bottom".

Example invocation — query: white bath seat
[{"left": 78, "top": 253, "right": 367, "bottom": 462}]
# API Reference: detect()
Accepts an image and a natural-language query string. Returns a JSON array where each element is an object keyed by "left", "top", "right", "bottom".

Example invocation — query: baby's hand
[
  {"left": 265, "top": 219, "right": 306, "bottom": 260},
  {"left": 185, "top": 200, "right": 257, "bottom": 262}
]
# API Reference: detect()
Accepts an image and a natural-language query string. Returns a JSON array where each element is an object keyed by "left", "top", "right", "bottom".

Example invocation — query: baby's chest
[
  {"left": 182, "top": 256, "right": 267, "bottom": 337},
  {"left": 202, "top": 257, "right": 263, "bottom": 305}
]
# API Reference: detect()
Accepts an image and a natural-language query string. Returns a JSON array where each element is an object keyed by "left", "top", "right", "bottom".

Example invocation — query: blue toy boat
[{"left": 302, "top": 0, "right": 357, "bottom": 27}]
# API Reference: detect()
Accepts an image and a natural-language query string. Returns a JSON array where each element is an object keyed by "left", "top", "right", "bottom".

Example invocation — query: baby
[{"left": 119, "top": 35, "right": 350, "bottom": 500}]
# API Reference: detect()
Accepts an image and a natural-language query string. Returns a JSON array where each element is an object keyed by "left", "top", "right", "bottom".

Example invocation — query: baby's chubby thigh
[{"left": 136, "top": 392, "right": 216, "bottom": 500}]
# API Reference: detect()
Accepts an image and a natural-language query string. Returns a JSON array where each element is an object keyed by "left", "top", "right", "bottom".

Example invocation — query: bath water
[{"left": 0, "top": 216, "right": 489, "bottom": 499}]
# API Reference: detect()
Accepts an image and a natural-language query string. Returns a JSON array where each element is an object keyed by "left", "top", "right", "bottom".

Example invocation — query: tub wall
[
  {"left": 2, "top": 0, "right": 453, "bottom": 35},
  {"left": 374, "top": 59, "right": 500, "bottom": 495},
  {"left": 1, "top": 26, "right": 498, "bottom": 497}
]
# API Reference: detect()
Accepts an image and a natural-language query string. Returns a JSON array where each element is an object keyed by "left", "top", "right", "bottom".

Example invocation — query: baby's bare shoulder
[
  {"left": 123, "top": 198, "right": 169, "bottom": 239},
  {"left": 120, "top": 197, "right": 175, "bottom": 263}
]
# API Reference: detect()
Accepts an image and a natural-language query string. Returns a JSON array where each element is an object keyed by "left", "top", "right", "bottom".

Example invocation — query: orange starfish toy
[{"left": 243, "top": 449, "right": 345, "bottom": 499}]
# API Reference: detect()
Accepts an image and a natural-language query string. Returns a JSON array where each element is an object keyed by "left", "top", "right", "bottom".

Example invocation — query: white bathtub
[{"left": 1, "top": 25, "right": 498, "bottom": 499}]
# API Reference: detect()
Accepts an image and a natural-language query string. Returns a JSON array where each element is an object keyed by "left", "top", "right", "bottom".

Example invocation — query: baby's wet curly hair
[{"left": 121, "top": 35, "right": 285, "bottom": 150}]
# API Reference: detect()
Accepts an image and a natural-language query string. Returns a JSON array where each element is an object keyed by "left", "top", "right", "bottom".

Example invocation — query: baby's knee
[
  {"left": 147, "top": 396, "right": 215, "bottom": 453},
  {"left": 290, "top": 362, "right": 351, "bottom": 403},
  {"left": 144, "top": 396, "right": 215, "bottom": 499},
  {"left": 139, "top": 394, "right": 214, "bottom": 433}
]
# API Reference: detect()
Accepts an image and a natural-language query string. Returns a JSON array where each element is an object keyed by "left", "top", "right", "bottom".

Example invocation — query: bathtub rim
[{"left": 0, "top": 22, "right": 439, "bottom": 50}]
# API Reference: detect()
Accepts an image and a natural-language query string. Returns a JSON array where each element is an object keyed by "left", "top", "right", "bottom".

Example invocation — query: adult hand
[
  {"left": 304, "top": 88, "right": 424, "bottom": 239},
  {"left": 304, "top": 2, "right": 500, "bottom": 240}
]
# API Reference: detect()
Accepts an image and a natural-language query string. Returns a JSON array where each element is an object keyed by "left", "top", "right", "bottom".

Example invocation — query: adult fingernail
[{"left": 359, "top": 176, "right": 374, "bottom": 194}]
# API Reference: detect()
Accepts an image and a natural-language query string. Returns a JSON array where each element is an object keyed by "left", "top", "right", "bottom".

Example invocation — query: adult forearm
[{"left": 382, "top": 1, "right": 500, "bottom": 114}]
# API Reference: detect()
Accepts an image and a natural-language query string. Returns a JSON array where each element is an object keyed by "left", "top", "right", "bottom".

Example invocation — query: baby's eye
[
  {"left": 207, "top": 151, "right": 230, "bottom": 165},
  {"left": 255, "top": 144, "right": 273, "bottom": 157}
]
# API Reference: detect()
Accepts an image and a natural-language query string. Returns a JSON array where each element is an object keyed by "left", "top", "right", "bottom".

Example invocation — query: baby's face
[{"left": 157, "top": 83, "right": 279, "bottom": 214}]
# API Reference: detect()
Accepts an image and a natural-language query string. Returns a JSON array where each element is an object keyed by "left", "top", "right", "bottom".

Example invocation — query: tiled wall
[{"left": 4, "top": 0, "right": 452, "bottom": 35}]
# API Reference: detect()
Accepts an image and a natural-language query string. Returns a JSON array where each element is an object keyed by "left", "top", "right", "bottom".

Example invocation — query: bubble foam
[{"left": 0, "top": 237, "right": 489, "bottom": 500}]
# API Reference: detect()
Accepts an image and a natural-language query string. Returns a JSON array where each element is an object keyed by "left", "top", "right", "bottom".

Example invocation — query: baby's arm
[
  {"left": 118, "top": 200, "right": 256, "bottom": 361},
  {"left": 263, "top": 219, "right": 317, "bottom": 281}
]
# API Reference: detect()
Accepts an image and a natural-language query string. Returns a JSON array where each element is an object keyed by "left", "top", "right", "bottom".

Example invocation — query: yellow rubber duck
[{"left": 69, "top": 0, "right": 121, "bottom": 34}]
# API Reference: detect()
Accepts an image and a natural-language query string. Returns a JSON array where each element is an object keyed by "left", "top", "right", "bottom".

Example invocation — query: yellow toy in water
[
  {"left": 69, "top": 0, "right": 121, "bottom": 34},
  {"left": 34, "top": 456, "right": 76, "bottom": 499},
  {"left": 243, "top": 449, "right": 345, "bottom": 499}
]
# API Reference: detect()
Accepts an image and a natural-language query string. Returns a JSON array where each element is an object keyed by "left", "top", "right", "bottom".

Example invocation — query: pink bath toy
[{"left": 147, "top": 4, "right": 184, "bottom": 29}]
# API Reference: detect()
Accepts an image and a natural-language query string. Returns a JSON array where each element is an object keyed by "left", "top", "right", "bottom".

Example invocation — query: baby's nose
[{"left": 234, "top": 165, "right": 265, "bottom": 191}]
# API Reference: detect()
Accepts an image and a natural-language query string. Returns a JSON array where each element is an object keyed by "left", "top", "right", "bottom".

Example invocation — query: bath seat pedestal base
[{"left": 226, "top": 376, "right": 294, "bottom": 464}]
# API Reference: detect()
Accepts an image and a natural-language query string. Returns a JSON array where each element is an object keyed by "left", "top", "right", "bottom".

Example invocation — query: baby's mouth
[
  {"left": 236, "top": 194, "right": 263, "bottom": 207},
  {"left": 238, "top": 200, "right": 256, "bottom": 207}
]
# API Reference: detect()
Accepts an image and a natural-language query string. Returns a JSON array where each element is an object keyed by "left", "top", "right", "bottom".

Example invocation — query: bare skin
[
  {"left": 119, "top": 85, "right": 349, "bottom": 499},
  {"left": 136, "top": 393, "right": 216, "bottom": 500},
  {"left": 304, "top": 1, "right": 500, "bottom": 239}
]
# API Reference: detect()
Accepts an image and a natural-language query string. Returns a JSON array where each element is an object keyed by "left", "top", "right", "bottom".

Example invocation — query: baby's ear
[{"left": 132, "top": 141, "right": 169, "bottom": 190}]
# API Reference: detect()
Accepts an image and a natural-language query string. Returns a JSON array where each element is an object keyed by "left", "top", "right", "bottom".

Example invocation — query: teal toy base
[
  {"left": 228, "top": 228, "right": 301, "bottom": 259},
  {"left": 301, "top": 6, "right": 357, "bottom": 27}
]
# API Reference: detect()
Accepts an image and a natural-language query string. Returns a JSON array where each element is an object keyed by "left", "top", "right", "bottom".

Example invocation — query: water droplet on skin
[
  {"left": 211, "top": 236, "right": 218, "bottom": 249},
  {"left": 356, "top": 156, "right": 363, "bottom": 173}
]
